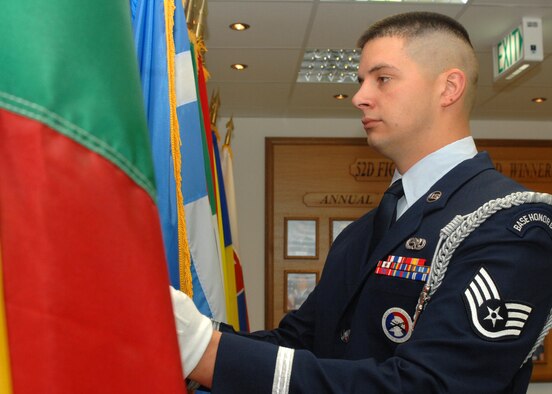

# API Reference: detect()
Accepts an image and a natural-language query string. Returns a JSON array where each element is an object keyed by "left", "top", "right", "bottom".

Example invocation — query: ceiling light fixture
[
  {"left": 231, "top": 63, "right": 247, "bottom": 71},
  {"left": 298, "top": 49, "right": 360, "bottom": 84},
  {"left": 229, "top": 22, "right": 250, "bottom": 31},
  {"left": 334, "top": 94, "right": 348, "bottom": 100},
  {"left": 532, "top": 97, "right": 547, "bottom": 103}
]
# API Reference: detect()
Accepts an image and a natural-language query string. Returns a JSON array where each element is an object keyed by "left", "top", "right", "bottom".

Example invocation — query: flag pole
[
  {"left": 185, "top": 0, "right": 195, "bottom": 27},
  {"left": 224, "top": 116, "right": 234, "bottom": 147},
  {"left": 195, "top": 0, "right": 207, "bottom": 41}
]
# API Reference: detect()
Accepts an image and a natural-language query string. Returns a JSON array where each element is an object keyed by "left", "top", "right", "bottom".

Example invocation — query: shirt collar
[{"left": 392, "top": 136, "right": 478, "bottom": 218}]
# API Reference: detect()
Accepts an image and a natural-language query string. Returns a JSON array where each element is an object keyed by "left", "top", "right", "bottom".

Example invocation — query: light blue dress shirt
[{"left": 392, "top": 136, "right": 478, "bottom": 220}]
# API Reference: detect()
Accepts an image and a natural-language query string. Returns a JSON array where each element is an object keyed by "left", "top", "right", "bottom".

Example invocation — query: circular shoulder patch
[{"left": 382, "top": 307, "right": 413, "bottom": 343}]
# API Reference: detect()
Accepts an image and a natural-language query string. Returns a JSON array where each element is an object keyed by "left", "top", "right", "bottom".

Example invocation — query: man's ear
[{"left": 440, "top": 68, "right": 466, "bottom": 107}]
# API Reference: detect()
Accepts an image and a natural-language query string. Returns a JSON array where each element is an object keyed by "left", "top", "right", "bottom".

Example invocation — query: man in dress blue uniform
[{"left": 170, "top": 12, "right": 552, "bottom": 393}]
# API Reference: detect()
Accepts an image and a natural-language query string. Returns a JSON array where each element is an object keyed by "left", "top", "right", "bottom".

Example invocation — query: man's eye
[{"left": 378, "top": 76, "right": 391, "bottom": 84}]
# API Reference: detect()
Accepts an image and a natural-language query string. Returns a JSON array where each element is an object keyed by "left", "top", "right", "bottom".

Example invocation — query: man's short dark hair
[{"left": 357, "top": 11, "right": 473, "bottom": 49}]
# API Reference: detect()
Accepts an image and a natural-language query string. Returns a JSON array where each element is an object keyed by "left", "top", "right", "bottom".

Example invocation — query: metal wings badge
[{"left": 463, "top": 267, "right": 532, "bottom": 341}]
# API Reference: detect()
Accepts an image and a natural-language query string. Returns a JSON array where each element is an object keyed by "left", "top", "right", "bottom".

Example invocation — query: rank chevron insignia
[{"left": 463, "top": 267, "right": 532, "bottom": 341}]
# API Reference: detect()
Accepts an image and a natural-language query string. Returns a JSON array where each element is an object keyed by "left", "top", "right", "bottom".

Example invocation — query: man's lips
[{"left": 361, "top": 118, "right": 382, "bottom": 129}]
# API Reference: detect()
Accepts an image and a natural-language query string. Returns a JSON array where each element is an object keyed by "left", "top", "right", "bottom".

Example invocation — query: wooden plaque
[{"left": 265, "top": 137, "right": 552, "bottom": 381}]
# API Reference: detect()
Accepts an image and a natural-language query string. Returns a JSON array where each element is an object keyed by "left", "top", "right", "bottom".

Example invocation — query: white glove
[{"left": 169, "top": 286, "right": 213, "bottom": 377}]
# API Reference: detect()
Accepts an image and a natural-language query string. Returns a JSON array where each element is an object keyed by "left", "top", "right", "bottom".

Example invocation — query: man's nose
[{"left": 352, "top": 84, "right": 373, "bottom": 110}]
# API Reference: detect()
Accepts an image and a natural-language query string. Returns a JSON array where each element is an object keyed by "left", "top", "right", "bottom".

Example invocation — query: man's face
[{"left": 352, "top": 36, "right": 440, "bottom": 167}]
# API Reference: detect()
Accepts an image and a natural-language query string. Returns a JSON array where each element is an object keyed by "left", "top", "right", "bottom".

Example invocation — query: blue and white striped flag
[{"left": 130, "top": 0, "right": 226, "bottom": 321}]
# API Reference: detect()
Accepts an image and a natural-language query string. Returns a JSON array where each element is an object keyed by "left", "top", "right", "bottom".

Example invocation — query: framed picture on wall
[
  {"left": 533, "top": 345, "right": 545, "bottom": 363},
  {"left": 285, "top": 271, "right": 318, "bottom": 312},
  {"left": 284, "top": 218, "right": 319, "bottom": 259},
  {"left": 330, "top": 218, "right": 355, "bottom": 245},
  {"left": 532, "top": 337, "right": 552, "bottom": 381}
]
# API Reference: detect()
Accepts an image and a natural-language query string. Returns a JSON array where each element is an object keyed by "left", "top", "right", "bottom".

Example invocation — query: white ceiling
[{"left": 204, "top": 0, "right": 552, "bottom": 120}]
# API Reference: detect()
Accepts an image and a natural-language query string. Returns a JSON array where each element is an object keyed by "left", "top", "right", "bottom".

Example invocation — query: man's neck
[{"left": 394, "top": 125, "right": 471, "bottom": 174}]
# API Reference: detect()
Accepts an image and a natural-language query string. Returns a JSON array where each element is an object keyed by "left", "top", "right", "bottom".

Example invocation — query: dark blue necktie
[{"left": 370, "top": 179, "right": 404, "bottom": 253}]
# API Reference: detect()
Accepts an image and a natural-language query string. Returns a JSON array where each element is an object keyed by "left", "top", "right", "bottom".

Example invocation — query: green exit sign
[
  {"left": 496, "top": 27, "right": 523, "bottom": 75},
  {"left": 493, "top": 17, "right": 543, "bottom": 82}
]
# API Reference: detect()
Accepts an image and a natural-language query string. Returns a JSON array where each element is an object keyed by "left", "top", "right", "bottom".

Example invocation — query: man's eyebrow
[{"left": 368, "top": 63, "right": 399, "bottom": 74}]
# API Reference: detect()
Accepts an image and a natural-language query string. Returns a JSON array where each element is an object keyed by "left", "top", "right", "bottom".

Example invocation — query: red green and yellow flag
[{"left": 0, "top": 1, "right": 185, "bottom": 392}]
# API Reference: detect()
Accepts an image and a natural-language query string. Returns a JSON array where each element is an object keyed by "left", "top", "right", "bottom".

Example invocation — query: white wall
[
  {"left": 224, "top": 116, "right": 552, "bottom": 392},
  {"left": 228, "top": 117, "right": 366, "bottom": 331}
]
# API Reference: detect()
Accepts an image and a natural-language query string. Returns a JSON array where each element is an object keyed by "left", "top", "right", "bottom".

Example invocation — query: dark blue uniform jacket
[{"left": 213, "top": 152, "right": 552, "bottom": 393}]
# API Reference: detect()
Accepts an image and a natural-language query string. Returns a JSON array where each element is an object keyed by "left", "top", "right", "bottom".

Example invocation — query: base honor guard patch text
[
  {"left": 463, "top": 267, "right": 532, "bottom": 341},
  {"left": 382, "top": 307, "right": 413, "bottom": 343},
  {"left": 375, "top": 255, "right": 429, "bottom": 282},
  {"left": 508, "top": 208, "right": 552, "bottom": 238}
]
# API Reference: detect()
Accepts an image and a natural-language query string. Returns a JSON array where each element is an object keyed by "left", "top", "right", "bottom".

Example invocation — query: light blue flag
[{"left": 130, "top": 0, "right": 226, "bottom": 321}]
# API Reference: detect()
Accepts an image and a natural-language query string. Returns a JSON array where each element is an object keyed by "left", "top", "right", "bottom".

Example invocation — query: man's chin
[
  {"left": 364, "top": 132, "right": 380, "bottom": 149},
  {"left": 365, "top": 135, "right": 392, "bottom": 157}
]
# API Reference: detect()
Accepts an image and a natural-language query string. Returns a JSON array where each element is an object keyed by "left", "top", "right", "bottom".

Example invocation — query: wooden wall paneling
[{"left": 265, "top": 137, "right": 552, "bottom": 381}]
